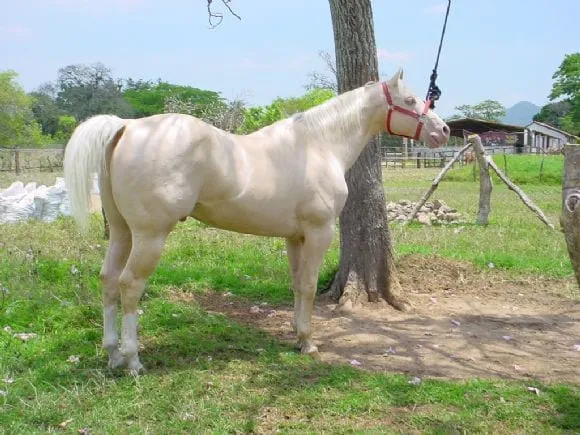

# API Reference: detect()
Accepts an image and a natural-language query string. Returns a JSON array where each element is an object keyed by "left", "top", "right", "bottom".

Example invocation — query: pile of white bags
[{"left": 0, "top": 175, "right": 99, "bottom": 224}]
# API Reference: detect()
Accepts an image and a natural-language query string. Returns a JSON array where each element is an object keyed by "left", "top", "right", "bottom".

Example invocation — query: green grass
[
  {"left": 384, "top": 167, "right": 572, "bottom": 278},
  {"left": 443, "top": 154, "right": 564, "bottom": 186},
  {"left": 0, "top": 168, "right": 578, "bottom": 433},
  {"left": 0, "top": 220, "right": 578, "bottom": 433}
]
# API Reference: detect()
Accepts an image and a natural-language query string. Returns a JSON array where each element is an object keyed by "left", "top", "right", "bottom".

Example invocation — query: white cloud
[
  {"left": 0, "top": 25, "right": 32, "bottom": 41},
  {"left": 376, "top": 49, "right": 412, "bottom": 62},
  {"left": 423, "top": 3, "right": 448, "bottom": 15},
  {"left": 33, "top": 0, "right": 146, "bottom": 12}
]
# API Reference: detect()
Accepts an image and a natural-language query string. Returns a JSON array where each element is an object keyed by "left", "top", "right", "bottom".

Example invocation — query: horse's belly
[{"left": 191, "top": 202, "right": 300, "bottom": 238}]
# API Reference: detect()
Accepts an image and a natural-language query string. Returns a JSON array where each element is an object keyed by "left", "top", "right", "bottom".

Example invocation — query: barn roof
[{"left": 445, "top": 118, "right": 525, "bottom": 138}]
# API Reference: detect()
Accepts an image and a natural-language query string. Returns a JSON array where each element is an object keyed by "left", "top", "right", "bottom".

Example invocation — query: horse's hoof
[
  {"left": 300, "top": 342, "right": 319, "bottom": 357},
  {"left": 107, "top": 349, "right": 125, "bottom": 370},
  {"left": 121, "top": 353, "right": 144, "bottom": 376},
  {"left": 127, "top": 359, "right": 144, "bottom": 376}
]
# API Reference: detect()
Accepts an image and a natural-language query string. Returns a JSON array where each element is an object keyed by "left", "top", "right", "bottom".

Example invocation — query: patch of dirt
[{"left": 195, "top": 255, "right": 580, "bottom": 384}]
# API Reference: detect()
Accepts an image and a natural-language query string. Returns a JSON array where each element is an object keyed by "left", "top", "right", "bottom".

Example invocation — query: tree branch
[{"left": 207, "top": 0, "right": 241, "bottom": 28}]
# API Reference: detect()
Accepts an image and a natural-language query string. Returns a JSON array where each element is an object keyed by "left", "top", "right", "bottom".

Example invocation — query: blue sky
[{"left": 2, "top": 0, "right": 579, "bottom": 118}]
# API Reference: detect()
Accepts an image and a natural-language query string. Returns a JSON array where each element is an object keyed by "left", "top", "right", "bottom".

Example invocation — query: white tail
[{"left": 63, "top": 115, "right": 126, "bottom": 232}]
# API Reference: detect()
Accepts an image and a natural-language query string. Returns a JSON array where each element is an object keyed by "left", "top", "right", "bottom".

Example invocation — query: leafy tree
[
  {"left": 164, "top": 94, "right": 246, "bottom": 132},
  {"left": 237, "top": 103, "right": 283, "bottom": 133},
  {"left": 124, "top": 81, "right": 226, "bottom": 118},
  {"left": 0, "top": 70, "right": 45, "bottom": 147},
  {"left": 546, "top": 52, "right": 579, "bottom": 135},
  {"left": 237, "top": 89, "right": 335, "bottom": 134},
  {"left": 533, "top": 100, "right": 572, "bottom": 129},
  {"left": 274, "top": 88, "right": 335, "bottom": 117},
  {"left": 29, "top": 87, "right": 61, "bottom": 136},
  {"left": 56, "top": 63, "right": 134, "bottom": 121},
  {"left": 54, "top": 115, "right": 78, "bottom": 143},
  {"left": 448, "top": 100, "right": 506, "bottom": 122}
]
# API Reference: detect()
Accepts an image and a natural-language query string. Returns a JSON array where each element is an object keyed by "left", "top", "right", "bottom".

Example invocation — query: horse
[{"left": 64, "top": 68, "right": 450, "bottom": 374}]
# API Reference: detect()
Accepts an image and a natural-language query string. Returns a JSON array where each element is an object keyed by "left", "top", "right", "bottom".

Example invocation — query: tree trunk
[
  {"left": 327, "top": 0, "right": 410, "bottom": 312},
  {"left": 561, "top": 144, "right": 580, "bottom": 288}
]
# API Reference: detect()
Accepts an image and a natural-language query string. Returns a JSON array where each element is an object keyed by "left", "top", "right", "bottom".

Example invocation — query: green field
[
  {"left": 443, "top": 153, "right": 564, "bottom": 186},
  {"left": 1, "top": 158, "right": 578, "bottom": 433}
]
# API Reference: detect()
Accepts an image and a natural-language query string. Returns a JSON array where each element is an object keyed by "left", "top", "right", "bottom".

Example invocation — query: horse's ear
[{"left": 388, "top": 68, "right": 404, "bottom": 85}]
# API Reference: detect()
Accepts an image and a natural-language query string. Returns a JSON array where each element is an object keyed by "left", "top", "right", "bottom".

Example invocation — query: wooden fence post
[
  {"left": 561, "top": 144, "right": 580, "bottom": 287},
  {"left": 470, "top": 135, "right": 492, "bottom": 225},
  {"left": 14, "top": 147, "right": 21, "bottom": 175}
]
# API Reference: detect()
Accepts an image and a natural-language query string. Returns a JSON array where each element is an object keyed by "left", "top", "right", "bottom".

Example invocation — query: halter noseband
[{"left": 382, "top": 82, "right": 431, "bottom": 141}]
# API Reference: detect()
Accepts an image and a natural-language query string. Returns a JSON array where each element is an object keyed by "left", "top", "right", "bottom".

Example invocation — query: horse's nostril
[{"left": 442, "top": 125, "right": 450, "bottom": 136}]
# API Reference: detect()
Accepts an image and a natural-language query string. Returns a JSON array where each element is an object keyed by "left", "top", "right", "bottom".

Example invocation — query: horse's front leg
[
  {"left": 285, "top": 237, "right": 304, "bottom": 334},
  {"left": 294, "top": 223, "right": 334, "bottom": 356}
]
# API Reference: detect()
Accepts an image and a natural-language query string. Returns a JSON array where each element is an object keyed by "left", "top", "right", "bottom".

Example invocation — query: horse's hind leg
[
  {"left": 100, "top": 225, "right": 131, "bottom": 369},
  {"left": 118, "top": 229, "right": 170, "bottom": 374}
]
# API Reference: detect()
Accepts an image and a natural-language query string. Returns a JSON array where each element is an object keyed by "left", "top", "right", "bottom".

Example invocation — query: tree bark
[
  {"left": 561, "top": 144, "right": 580, "bottom": 288},
  {"left": 327, "top": 0, "right": 410, "bottom": 312}
]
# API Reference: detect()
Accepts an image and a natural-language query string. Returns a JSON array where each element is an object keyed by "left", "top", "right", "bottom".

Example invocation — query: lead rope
[{"left": 426, "top": 0, "right": 451, "bottom": 109}]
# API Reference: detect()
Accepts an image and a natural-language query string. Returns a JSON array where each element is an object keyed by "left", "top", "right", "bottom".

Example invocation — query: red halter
[{"left": 382, "top": 82, "right": 431, "bottom": 141}]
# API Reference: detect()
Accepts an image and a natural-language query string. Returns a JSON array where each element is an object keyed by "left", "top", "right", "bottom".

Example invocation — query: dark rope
[{"left": 426, "top": 0, "right": 451, "bottom": 108}]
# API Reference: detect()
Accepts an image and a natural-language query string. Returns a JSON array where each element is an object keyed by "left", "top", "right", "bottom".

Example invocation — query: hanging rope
[{"left": 426, "top": 0, "right": 451, "bottom": 108}]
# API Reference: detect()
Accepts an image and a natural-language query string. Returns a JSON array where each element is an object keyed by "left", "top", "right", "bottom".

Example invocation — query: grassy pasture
[{"left": 1, "top": 157, "right": 578, "bottom": 433}]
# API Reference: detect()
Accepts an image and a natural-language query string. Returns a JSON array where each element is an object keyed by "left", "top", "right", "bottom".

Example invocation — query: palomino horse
[{"left": 64, "top": 69, "right": 450, "bottom": 374}]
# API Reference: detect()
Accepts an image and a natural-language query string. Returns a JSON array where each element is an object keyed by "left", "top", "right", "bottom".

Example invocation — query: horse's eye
[{"left": 404, "top": 96, "right": 416, "bottom": 106}]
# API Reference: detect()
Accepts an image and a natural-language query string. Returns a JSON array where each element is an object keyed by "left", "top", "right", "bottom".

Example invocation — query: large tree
[
  {"left": 0, "top": 70, "right": 44, "bottom": 147},
  {"left": 56, "top": 63, "right": 134, "bottom": 121},
  {"left": 205, "top": 0, "right": 409, "bottom": 310},
  {"left": 326, "top": 0, "right": 408, "bottom": 310},
  {"left": 448, "top": 100, "right": 506, "bottom": 122},
  {"left": 546, "top": 52, "right": 580, "bottom": 135}
]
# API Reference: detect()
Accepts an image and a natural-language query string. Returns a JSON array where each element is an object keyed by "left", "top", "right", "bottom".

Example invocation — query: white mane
[{"left": 247, "top": 85, "right": 367, "bottom": 145}]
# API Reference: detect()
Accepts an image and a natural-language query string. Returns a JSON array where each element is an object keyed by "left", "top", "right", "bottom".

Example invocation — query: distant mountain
[{"left": 501, "top": 101, "right": 541, "bottom": 126}]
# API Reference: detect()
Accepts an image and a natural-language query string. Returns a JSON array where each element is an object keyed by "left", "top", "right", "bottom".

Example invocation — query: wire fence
[{"left": 0, "top": 148, "right": 65, "bottom": 174}]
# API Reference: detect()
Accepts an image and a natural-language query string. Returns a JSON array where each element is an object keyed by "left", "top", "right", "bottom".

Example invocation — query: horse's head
[{"left": 371, "top": 68, "right": 450, "bottom": 148}]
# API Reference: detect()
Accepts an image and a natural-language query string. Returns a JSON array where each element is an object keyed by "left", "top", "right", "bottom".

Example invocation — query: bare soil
[{"left": 196, "top": 255, "right": 580, "bottom": 384}]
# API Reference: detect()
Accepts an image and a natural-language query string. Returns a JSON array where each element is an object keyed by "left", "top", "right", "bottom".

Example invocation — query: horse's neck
[{"left": 298, "top": 85, "right": 383, "bottom": 171}]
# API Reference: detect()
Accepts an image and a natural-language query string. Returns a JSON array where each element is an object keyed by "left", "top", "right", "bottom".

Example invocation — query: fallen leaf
[
  {"left": 527, "top": 386, "right": 540, "bottom": 395},
  {"left": 67, "top": 355, "right": 80, "bottom": 364},
  {"left": 350, "top": 359, "right": 362, "bottom": 366}
]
